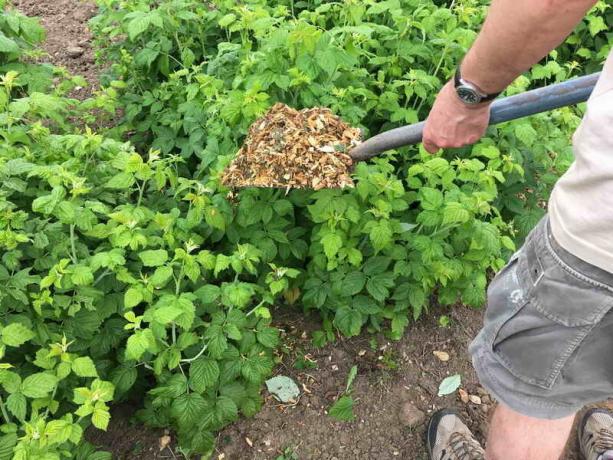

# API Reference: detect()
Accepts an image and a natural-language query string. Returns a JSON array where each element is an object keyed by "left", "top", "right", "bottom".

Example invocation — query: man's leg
[{"left": 485, "top": 403, "right": 575, "bottom": 460}]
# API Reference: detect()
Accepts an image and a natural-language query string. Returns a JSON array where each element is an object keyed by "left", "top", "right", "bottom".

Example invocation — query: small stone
[
  {"left": 66, "top": 46, "right": 84, "bottom": 58},
  {"left": 398, "top": 402, "right": 426, "bottom": 428},
  {"left": 433, "top": 351, "right": 450, "bottom": 362},
  {"left": 482, "top": 395, "right": 492, "bottom": 404},
  {"left": 481, "top": 404, "right": 490, "bottom": 413},
  {"left": 469, "top": 395, "right": 482, "bottom": 405},
  {"left": 458, "top": 388, "right": 469, "bottom": 404}
]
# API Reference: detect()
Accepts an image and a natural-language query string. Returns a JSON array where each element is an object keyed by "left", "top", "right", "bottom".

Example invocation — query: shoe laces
[
  {"left": 445, "top": 432, "right": 484, "bottom": 460},
  {"left": 594, "top": 428, "right": 613, "bottom": 453}
]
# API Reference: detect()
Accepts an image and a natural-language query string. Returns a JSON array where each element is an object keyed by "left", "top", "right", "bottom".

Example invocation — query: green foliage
[{"left": 2, "top": 0, "right": 611, "bottom": 457}]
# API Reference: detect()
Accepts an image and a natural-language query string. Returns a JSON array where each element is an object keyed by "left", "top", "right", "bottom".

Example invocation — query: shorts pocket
[{"left": 489, "top": 237, "right": 613, "bottom": 390}]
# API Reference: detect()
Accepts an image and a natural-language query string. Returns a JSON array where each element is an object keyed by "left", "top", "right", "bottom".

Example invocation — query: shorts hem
[{"left": 471, "top": 347, "right": 580, "bottom": 420}]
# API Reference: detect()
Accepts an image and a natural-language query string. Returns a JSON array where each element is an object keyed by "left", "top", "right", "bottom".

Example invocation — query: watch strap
[{"left": 454, "top": 69, "right": 501, "bottom": 102}]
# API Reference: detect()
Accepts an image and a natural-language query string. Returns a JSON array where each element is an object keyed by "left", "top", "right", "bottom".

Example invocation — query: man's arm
[{"left": 422, "top": 0, "right": 598, "bottom": 154}]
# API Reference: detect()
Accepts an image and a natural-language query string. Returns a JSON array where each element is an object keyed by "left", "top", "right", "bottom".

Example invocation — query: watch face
[{"left": 457, "top": 85, "right": 481, "bottom": 104}]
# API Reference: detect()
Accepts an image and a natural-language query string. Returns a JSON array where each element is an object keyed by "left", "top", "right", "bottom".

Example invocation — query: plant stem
[
  {"left": 180, "top": 343, "right": 208, "bottom": 363},
  {"left": 70, "top": 225, "right": 78, "bottom": 263},
  {"left": 0, "top": 396, "right": 11, "bottom": 424},
  {"left": 136, "top": 181, "right": 145, "bottom": 208}
]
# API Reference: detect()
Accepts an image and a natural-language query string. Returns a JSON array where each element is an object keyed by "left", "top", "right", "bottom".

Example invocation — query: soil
[
  {"left": 13, "top": 2, "right": 610, "bottom": 459},
  {"left": 14, "top": 0, "right": 99, "bottom": 99}
]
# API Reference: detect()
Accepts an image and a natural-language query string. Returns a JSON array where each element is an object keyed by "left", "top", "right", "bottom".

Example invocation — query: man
[{"left": 422, "top": 0, "right": 613, "bottom": 458}]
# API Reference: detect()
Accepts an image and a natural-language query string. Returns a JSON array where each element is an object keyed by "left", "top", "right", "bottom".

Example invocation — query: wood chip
[
  {"left": 458, "top": 388, "right": 469, "bottom": 404},
  {"left": 222, "top": 103, "right": 361, "bottom": 190},
  {"left": 245, "top": 437, "right": 253, "bottom": 447},
  {"left": 158, "top": 434, "right": 171, "bottom": 451},
  {"left": 433, "top": 350, "right": 450, "bottom": 362}
]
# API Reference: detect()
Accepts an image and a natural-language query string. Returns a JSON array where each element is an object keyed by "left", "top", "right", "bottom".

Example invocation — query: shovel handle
[{"left": 350, "top": 72, "right": 601, "bottom": 162}]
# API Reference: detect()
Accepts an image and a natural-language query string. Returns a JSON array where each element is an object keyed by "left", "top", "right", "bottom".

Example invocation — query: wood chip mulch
[{"left": 222, "top": 103, "right": 362, "bottom": 190}]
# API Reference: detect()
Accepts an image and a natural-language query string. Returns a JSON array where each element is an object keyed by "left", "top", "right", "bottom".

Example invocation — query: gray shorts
[{"left": 469, "top": 215, "right": 613, "bottom": 419}]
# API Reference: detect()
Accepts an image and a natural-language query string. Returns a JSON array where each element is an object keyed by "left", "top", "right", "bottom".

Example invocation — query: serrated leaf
[
  {"left": 171, "top": 393, "right": 208, "bottom": 427},
  {"left": 256, "top": 327, "right": 279, "bottom": 348},
  {"left": 341, "top": 271, "right": 366, "bottom": 296},
  {"left": 215, "top": 395, "right": 238, "bottom": 423},
  {"left": 21, "top": 373, "right": 57, "bottom": 398},
  {"left": 321, "top": 233, "right": 343, "bottom": 260},
  {"left": 370, "top": 220, "right": 392, "bottom": 252},
  {"left": 437, "top": 374, "right": 462, "bottom": 396},
  {"left": 329, "top": 395, "right": 354, "bottom": 421},
  {"left": 334, "top": 306, "right": 362, "bottom": 337},
  {"left": 128, "top": 14, "right": 151, "bottom": 40},
  {"left": 92, "top": 405, "right": 110, "bottom": 431},
  {"left": 6, "top": 392, "right": 26, "bottom": 421},
  {"left": 0, "top": 33, "right": 19, "bottom": 53},
  {"left": 149, "top": 265, "right": 173, "bottom": 287},
  {"left": 124, "top": 287, "right": 143, "bottom": 308},
  {"left": 1, "top": 323, "right": 34, "bottom": 347},
  {"left": 71, "top": 265, "right": 94, "bottom": 286},
  {"left": 139, "top": 249, "right": 168, "bottom": 267},
  {"left": 189, "top": 358, "right": 220, "bottom": 393},
  {"left": 72, "top": 357, "right": 98, "bottom": 378}
]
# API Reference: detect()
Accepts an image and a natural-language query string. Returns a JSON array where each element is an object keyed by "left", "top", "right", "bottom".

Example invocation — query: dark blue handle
[
  {"left": 489, "top": 72, "right": 600, "bottom": 124},
  {"left": 350, "top": 72, "right": 601, "bottom": 161}
]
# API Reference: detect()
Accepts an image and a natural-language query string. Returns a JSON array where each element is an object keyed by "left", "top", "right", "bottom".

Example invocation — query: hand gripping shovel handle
[{"left": 349, "top": 72, "right": 601, "bottom": 162}]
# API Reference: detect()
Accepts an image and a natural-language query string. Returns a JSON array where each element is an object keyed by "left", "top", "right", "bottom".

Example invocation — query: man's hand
[{"left": 422, "top": 81, "right": 491, "bottom": 154}]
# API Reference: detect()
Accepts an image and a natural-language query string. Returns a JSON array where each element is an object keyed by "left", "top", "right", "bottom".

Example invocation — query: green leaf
[
  {"left": 0, "top": 371, "right": 21, "bottom": 394},
  {"left": 334, "top": 306, "right": 362, "bottom": 337},
  {"left": 6, "top": 392, "right": 26, "bottom": 421},
  {"left": 215, "top": 395, "right": 238, "bottom": 423},
  {"left": 139, "top": 249, "right": 168, "bottom": 267},
  {"left": 341, "top": 271, "right": 366, "bottom": 296},
  {"left": 1, "top": 323, "right": 34, "bottom": 347},
  {"left": 204, "top": 206, "right": 225, "bottom": 230},
  {"left": 92, "top": 404, "right": 111, "bottom": 431},
  {"left": 125, "top": 329, "right": 154, "bottom": 361},
  {"left": 369, "top": 220, "right": 392, "bottom": 252},
  {"left": 0, "top": 433, "right": 17, "bottom": 460},
  {"left": 71, "top": 265, "right": 94, "bottom": 286},
  {"left": 189, "top": 358, "right": 220, "bottom": 393},
  {"left": 128, "top": 14, "right": 151, "bottom": 40},
  {"left": 206, "top": 325, "right": 227, "bottom": 359},
  {"left": 149, "top": 265, "right": 173, "bottom": 287},
  {"left": 0, "top": 33, "right": 19, "bottom": 53},
  {"left": 420, "top": 187, "right": 444, "bottom": 210},
  {"left": 124, "top": 287, "right": 143, "bottom": 308},
  {"left": 329, "top": 395, "right": 355, "bottom": 421},
  {"left": 256, "top": 327, "right": 279, "bottom": 348},
  {"left": 194, "top": 284, "right": 220, "bottom": 305},
  {"left": 45, "top": 419, "right": 73, "bottom": 444},
  {"left": 171, "top": 393, "right": 209, "bottom": 427},
  {"left": 21, "top": 373, "right": 57, "bottom": 398},
  {"left": 321, "top": 233, "right": 343, "bottom": 260},
  {"left": 153, "top": 305, "right": 183, "bottom": 324},
  {"left": 437, "top": 374, "right": 462, "bottom": 396},
  {"left": 105, "top": 172, "right": 135, "bottom": 189},
  {"left": 72, "top": 357, "right": 99, "bottom": 378}
]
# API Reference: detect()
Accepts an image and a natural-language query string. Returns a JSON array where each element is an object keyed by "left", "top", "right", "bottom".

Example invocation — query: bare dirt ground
[
  {"left": 14, "top": 1, "right": 607, "bottom": 459},
  {"left": 15, "top": 0, "right": 99, "bottom": 98}
]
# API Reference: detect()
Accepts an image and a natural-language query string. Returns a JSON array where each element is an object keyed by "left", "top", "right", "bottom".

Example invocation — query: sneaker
[
  {"left": 578, "top": 408, "right": 613, "bottom": 460},
  {"left": 427, "top": 409, "right": 485, "bottom": 460}
]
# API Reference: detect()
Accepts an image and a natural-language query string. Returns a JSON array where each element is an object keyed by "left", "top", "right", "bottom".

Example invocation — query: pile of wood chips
[{"left": 222, "top": 103, "right": 362, "bottom": 190}]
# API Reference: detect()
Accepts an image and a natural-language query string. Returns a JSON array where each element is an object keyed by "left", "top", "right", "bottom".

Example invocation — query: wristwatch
[{"left": 454, "top": 68, "right": 501, "bottom": 105}]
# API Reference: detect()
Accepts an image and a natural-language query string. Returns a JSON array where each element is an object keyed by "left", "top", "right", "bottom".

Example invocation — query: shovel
[{"left": 350, "top": 72, "right": 600, "bottom": 161}]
